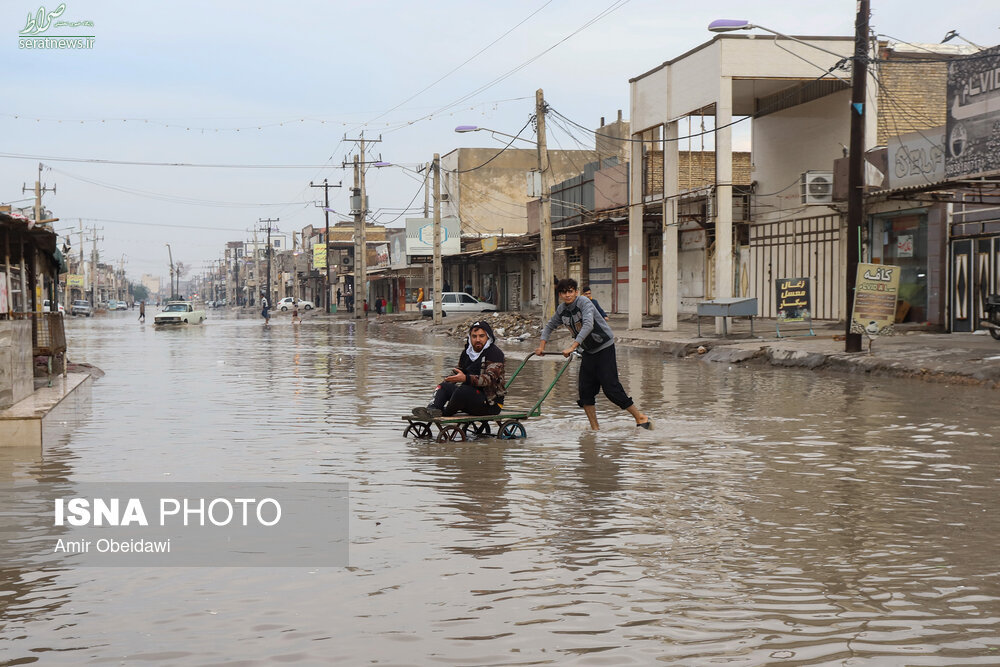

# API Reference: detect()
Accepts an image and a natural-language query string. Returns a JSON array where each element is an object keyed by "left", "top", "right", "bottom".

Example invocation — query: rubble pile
[{"left": 445, "top": 311, "right": 544, "bottom": 341}]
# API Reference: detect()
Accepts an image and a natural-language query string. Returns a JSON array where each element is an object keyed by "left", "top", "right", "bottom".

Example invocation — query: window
[
  {"left": 461, "top": 294, "right": 477, "bottom": 304},
  {"left": 871, "top": 213, "right": 928, "bottom": 322},
  {"left": 443, "top": 294, "right": 458, "bottom": 303}
]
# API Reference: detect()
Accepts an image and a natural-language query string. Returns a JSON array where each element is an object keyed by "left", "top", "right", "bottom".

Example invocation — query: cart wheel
[
  {"left": 461, "top": 421, "right": 492, "bottom": 439},
  {"left": 437, "top": 424, "right": 466, "bottom": 443},
  {"left": 498, "top": 420, "right": 526, "bottom": 440},
  {"left": 991, "top": 327, "right": 1000, "bottom": 341},
  {"left": 404, "top": 422, "right": 432, "bottom": 440}
]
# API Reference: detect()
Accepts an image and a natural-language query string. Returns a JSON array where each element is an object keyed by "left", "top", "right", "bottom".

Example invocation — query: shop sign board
[
  {"left": 405, "top": 217, "right": 460, "bottom": 255},
  {"left": 776, "top": 277, "right": 811, "bottom": 322},
  {"left": 850, "top": 263, "right": 901, "bottom": 337},
  {"left": 888, "top": 128, "right": 945, "bottom": 188},
  {"left": 312, "top": 243, "right": 326, "bottom": 269},
  {"left": 946, "top": 46, "right": 1000, "bottom": 179}
]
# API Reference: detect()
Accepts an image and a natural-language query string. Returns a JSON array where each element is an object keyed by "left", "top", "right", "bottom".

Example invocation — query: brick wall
[
  {"left": 876, "top": 50, "right": 948, "bottom": 145},
  {"left": 644, "top": 151, "right": 752, "bottom": 195}
]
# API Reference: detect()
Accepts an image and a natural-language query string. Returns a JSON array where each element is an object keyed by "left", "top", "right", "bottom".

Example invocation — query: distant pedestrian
[
  {"left": 291, "top": 302, "right": 301, "bottom": 325},
  {"left": 363, "top": 299, "right": 369, "bottom": 317},
  {"left": 337, "top": 288, "right": 342, "bottom": 306},
  {"left": 261, "top": 294, "right": 270, "bottom": 325},
  {"left": 443, "top": 280, "right": 451, "bottom": 292},
  {"left": 464, "top": 283, "right": 474, "bottom": 296},
  {"left": 138, "top": 301, "right": 145, "bottom": 322},
  {"left": 375, "top": 297, "right": 383, "bottom": 316},
  {"left": 581, "top": 285, "right": 608, "bottom": 319}
]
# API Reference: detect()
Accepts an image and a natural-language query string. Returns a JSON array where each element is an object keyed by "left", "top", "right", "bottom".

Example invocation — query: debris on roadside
[{"left": 444, "top": 311, "right": 544, "bottom": 341}]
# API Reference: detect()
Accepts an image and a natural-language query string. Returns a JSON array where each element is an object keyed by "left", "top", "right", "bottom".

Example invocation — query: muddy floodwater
[{"left": 2, "top": 311, "right": 998, "bottom": 665}]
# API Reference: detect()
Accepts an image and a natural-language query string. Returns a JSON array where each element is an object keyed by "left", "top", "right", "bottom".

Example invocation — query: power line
[
  {"left": 0, "top": 151, "right": 351, "bottom": 169},
  {"left": 362, "top": 1, "right": 555, "bottom": 127},
  {"left": 50, "top": 166, "right": 311, "bottom": 207},
  {"left": 446, "top": 115, "right": 536, "bottom": 174},
  {"left": 379, "top": 0, "right": 633, "bottom": 134}
]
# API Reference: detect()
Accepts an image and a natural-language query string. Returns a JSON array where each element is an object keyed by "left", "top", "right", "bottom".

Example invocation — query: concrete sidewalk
[{"left": 610, "top": 315, "right": 1000, "bottom": 389}]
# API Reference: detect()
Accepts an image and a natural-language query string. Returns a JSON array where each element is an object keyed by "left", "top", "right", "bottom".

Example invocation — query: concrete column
[
  {"left": 715, "top": 76, "right": 734, "bottom": 333},
  {"left": 627, "top": 83, "right": 644, "bottom": 330},
  {"left": 662, "top": 119, "right": 679, "bottom": 331}
]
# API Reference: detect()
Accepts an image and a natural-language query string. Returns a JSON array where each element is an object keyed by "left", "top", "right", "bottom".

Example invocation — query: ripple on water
[{"left": 0, "top": 314, "right": 997, "bottom": 663}]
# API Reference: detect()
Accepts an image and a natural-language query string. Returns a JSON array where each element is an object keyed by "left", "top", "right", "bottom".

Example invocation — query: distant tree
[{"left": 132, "top": 283, "right": 149, "bottom": 302}]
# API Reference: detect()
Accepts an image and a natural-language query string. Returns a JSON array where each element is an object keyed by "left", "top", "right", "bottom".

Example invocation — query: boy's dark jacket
[{"left": 457, "top": 320, "right": 505, "bottom": 406}]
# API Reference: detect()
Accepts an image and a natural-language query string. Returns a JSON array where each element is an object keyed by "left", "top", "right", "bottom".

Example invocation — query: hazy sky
[{"left": 2, "top": 1, "right": 996, "bottom": 282}]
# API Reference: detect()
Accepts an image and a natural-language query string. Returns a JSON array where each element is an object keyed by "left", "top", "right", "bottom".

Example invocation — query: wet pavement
[{"left": 1, "top": 309, "right": 999, "bottom": 665}]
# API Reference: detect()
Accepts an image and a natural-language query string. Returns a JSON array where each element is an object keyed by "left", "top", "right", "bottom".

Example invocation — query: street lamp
[
  {"left": 709, "top": 9, "right": 868, "bottom": 352},
  {"left": 707, "top": 19, "right": 849, "bottom": 59}
]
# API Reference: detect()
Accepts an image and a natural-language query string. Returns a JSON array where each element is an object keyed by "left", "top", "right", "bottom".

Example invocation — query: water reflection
[{"left": 0, "top": 311, "right": 995, "bottom": 664}]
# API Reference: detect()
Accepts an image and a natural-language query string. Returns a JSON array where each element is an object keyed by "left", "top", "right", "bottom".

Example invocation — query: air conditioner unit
[
  {"left": 800, "top": 171, "right": 833, "bottom": 205},
  {"left": 342, "top": 255, "right": 353, "bottom": 267}
]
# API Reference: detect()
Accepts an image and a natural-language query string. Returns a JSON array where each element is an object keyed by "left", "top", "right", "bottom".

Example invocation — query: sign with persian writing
[
  {"left": 312, "top": 243, "right": 326, "bottom": 269},
  {"left": 850, "top": 263, "right": 900, "bottom": 337},
  {"left": 946, "top": 45, "right": 1000, "bottom": 179},
  {"left": 776, "top": 277, "right": 811, "bottom": 322}
]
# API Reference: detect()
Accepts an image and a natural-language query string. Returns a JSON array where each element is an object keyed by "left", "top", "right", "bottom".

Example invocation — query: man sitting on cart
[{"left": 412, "top": 320, "right": 505, "bottom": 420}]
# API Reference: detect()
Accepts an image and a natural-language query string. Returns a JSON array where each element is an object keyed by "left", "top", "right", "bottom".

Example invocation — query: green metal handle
[
  {"left": 528, "top": 351, "right": 579, "bottom": 417},
  {"left": 504, "top": 351, "right": 535, "bottom": 390}
]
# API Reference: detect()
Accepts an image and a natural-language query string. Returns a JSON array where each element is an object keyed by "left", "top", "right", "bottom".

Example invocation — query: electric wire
[
  {"left": 446, "top": 115, "right": 536, "bottom": 174},
  {"left": 362, "top": 1, "right": 555, "bottom": 127},
  {"left": 378, "top": 0, "right": 633, "bottom": 134}
]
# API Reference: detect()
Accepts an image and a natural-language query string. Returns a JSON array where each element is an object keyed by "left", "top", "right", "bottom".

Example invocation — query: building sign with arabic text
[
  {"left": 946, "top": 46, "right": 1000, "bottom": 179},
  {"left": 775, "top": 277, "right": 811, "bottom": 322},
  {"left": 850, "top": 263, "right": 900, "bottom": 337}
]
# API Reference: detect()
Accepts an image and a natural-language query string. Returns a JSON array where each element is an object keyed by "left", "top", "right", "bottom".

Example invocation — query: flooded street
[{"left": 3, "top": 311, "right": 999, "bottom": 665}]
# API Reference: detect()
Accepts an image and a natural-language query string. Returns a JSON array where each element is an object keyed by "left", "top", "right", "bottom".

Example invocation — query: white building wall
[{"left": 752, "top": 90, "right": 852, "bottom": 221}]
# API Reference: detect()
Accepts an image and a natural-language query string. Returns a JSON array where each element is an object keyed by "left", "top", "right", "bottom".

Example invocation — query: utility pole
[
  {"left": 423, "top": 161, "right": 431, "bottom": 306},
  {"left": 165, "top": 243, "right": 175, "bottom": 300},
  {"left": 344, "top": 133, "right": 382, "bottom": 319},
  {"left": 22, "top": 162, "right": 55, "bottom": 228},
  {"left": 352, "top": 155, "right": 363, "bottom": 319},
  {"left": 259, "top": 218, "right": 279, "bottom": 306},
  {"left": 844, "top": 0, "right": 870, "bottom": 353},
  {"left": 90, "top": 229, "right": 103, "bottom": 306},
  {"left": 251, "top": 227, "right": 260, "bottom": 305},
  {"left": 433, "top": 153, "right": 443, "bottom": 324},
  {"left": 536, "top": 88, "right": 555, "bottom": 319},
  {"left": 310, "top": 179, "right": 342, "bottom": 313}
]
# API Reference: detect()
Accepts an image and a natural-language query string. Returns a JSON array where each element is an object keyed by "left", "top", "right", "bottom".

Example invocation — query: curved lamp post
[
  {"left": 709, "top": 7, "right": 869, "bottom": 352},
  {"left": 455, "top": 111, "right": 553, "bottom": 318},
  {"left": 708, "top": 19, "right": 848, "bottom": 59}
]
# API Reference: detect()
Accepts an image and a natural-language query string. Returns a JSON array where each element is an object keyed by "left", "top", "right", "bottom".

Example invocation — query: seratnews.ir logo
[{"left": 18, "top": 3, "right": 95, "bottom": 50}]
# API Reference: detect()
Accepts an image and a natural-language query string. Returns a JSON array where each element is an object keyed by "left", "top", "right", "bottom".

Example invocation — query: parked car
[
  {"left": 276, "top": 297, "right": 314, "bottom": 311},
  {"left": 71, "top": 299, "right": 93, "bottom": 317},
  {"left": 115, "top": 301, "right": 128, "bottom": 311},
  {"left": 42, "top": 299, "right": 65, "bottom": 315},
  {"left": 420, "top": 292, "right": 497, "bottom": 317}
]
